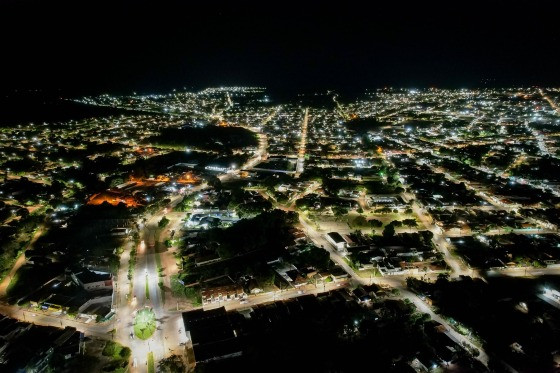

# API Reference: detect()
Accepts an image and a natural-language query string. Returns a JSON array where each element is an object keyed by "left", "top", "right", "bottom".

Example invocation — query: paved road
[
  {"left": 124, "top": 193, "right": 189, "bottom": 372},
  {"left": 203, "top": 279, "right": 350, "bottom": 312},
  {"left": 486, "top": 266, "right": 560, "bottom": 278},
  {"left": 296, "top": 108, "right": 309, "bottom": 175},
  {"left": 0, "top": 303, "right": 112, "bottom": 338}
]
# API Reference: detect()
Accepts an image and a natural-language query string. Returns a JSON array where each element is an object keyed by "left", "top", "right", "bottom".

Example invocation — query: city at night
[{"left": 1, "top": 1, "right": 560, "bottom": 372}]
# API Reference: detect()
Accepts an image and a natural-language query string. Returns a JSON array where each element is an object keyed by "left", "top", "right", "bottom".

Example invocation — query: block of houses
[{"left": 201, "top": 284, "right": 245, "bottom": 304}]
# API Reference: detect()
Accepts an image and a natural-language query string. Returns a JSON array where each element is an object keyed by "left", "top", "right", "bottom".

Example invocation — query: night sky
[{"left": 1, "top": 1, "right": 559, "bottom": 95}]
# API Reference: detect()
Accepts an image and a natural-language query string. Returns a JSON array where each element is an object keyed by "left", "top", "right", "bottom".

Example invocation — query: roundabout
[{"left": 133, "top": 308, "right": 156, "bottom": 340}]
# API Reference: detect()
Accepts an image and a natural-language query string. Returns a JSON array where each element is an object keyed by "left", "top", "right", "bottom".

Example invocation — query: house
[
  {"left": 0, "top": 316, "right": 30, "bottom": 341},
  {"left": 26, "top": 256, "right": 52, "bottom": 266},
  {"left": 317, "top": 271, "right": 332, "bottom": 281},
  {"left": 52, "top": 327, "right": 82, "bottom": 360},
  {"left": 77, "top": 289, "right": 114, "bottom": 320},
  {"left": 301, "top": 267, "right": 318, "bottom": 279},
  {"left": 351, "top": 287, "right": 372, "bottom": 304},
  {"left": 330, "top": 266, "right": 349, "bottom": 280},
  {"left": 246, "top": 279, "right": 263, "bottom": 294},
  {"left": 377, "top": 261, "right": 407, "bottom": 276},
  {"left": 182, "top": 307, "right": 242, "bottom": 365},
  {"left": 409, "top": 357, "right": 429, "bottom": 372},
  {"left": 71, "top": 269, "right": 113, "bottom": 292},
  {"left": 284, "top": 269, "right": 308, "bottom": 288},
  {"left": 39, "top": 294, "right": 73, "bottom": 312},
  {"left": 194, "top": 251, "right": 221, "bottom": 266},
  {"left": 368, "top": 196, "right": 406, "bottom": 209},
  {"left": 362, "top": 284, "right": 384, "bottom": 298},
  {"left": 326, "top": 232, "right": 347, "bottom": 251},
  {"left": 109, "top": 227, "right": 130, "bottom": 236},
  {"left": 288, "top": 228, "right": 307, "bottom": 242}
]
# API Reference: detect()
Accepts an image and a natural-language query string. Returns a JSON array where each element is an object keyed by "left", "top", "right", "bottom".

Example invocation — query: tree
[
  {"left": 16, "top": 208, "right": 29, "bottom": 219},
  {"left": 421, "top": 230, "right": 434, "bottom": 241},
  {"left": 383, "top": 224, "right": 395, "bottom": 238},
  {"left": 158, "top": 216, "right": 170, "bottom": 228},
  {"left": 368, "top": 219, "right": 383, "bottom": 228},
  {"left": 206, "top": 175, "right": 222, "bottom": 190},
  {"left": 402, "top": 219, "right": 417, "bottom": 227},
  {"left": 390, "top": 220, "right": 403, "bottom": 227},
  {"left": 157, "top": 354, "right": 186, "bottom": 373},
  {"left": 235, "top": 200, "right": 272, "bottom": 218},
  {"left": 170, "top": 275, "right": 185, "bottom": 297},
  {"left": 402, "top": 219, "right": 417, "bottom": 232},
  {"left": 406, "top": 277, "right": 416, "bottom": 289},
  {"left": 353, "top": 215, "right": 367, "bottom": 227},
  {"left": 375, "top": 207, "right": 392, "bottom": 214},
  {"left": 109, "top": 177, "right": 124, "bottom": 188},
  {"left": 333, "top": 206, "right": 348, "bottom": 220}
]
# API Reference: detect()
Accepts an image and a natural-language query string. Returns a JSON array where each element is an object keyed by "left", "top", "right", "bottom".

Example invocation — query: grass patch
[
  {"left": 170, "top": 275, "right": 202, "bottom": 306},
  {"left": 355, "top": 268, "right": 380, "bottom": 279},
  {"left": 134, "top": 308, "right": 156, "bottom": 340},
  {"left": 147, "top": 352, "right": 155, "bottom": 373},
  {"left": 155, "top": 251, "right": 163, "bottom": 271},
  {"left": 145, "top": 275, "right": 150, "bottom": 300},
  {"left": 102, "top": 341, "right": 131, "bottom": 361},
  {"left": 155, "top": 252, "right": 165, "bottom": 304},
  {"left": 158, "top": 280, "right": 165, "bottom": 304},
  {"left": 127, "top": 247, "right": 137, "bottom": 283},
  {"left": 5, "top": 268, "right": 25, "bottom": 297},
  {"left": 185, "top": 286, "right": 202, "bottom": 307},
  {"left": 6, "top": 264, "right": 61, "bottom": 303}
]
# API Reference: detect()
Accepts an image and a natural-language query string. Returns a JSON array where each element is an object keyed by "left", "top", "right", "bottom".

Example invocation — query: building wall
[
  {"left": 83, "top": 279, "right": 113, "bottom": 292},
  {"left": 326, "top": 234, "right": 346, "bottom": 251},
  {"left": 78, "top": 295, "right": 114, "bottom": 315}
]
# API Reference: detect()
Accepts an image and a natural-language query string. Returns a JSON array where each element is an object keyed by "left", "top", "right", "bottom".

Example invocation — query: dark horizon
[{"left": 1, "top": 1, "right": 560, "bottom": 95}]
